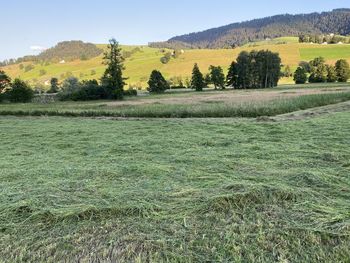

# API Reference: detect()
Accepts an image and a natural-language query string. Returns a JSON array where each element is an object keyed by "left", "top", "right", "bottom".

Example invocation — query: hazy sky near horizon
[{"left": 1, "top": 0, "right": 349, "bottom": 60}]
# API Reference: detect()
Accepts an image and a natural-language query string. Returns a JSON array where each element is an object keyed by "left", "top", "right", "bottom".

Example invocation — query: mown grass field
[
  {"left": 1, "top": 108, "right": 350, "bottom": 262},
  {"left": 2, "top": 38, "right": 350, "bottom": 88}
]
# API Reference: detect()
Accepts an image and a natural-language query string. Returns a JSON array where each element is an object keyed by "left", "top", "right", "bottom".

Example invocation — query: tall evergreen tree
[
  {"left": 147, "top": 70, "right": 169, "bottom": 93},
  {"left": 191, "top": 64, "right": 205, "bottom": 91},
  {"left": 226, "top": 61, "right": 238, "bottom": 88},
  {"left": 209, "top": 65, "right": 225, "bottom": 89},
  {"left": 335, "top": 59, "right": 350, "bottom": 82},
  {"left": 101, "top": 39, "right": 126, "bottom": 100}
]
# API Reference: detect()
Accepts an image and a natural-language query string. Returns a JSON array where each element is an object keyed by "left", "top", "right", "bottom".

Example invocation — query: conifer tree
[
  {"left": 147, "top": 70, "right": 169, "bottom": 93},
  {"left": 226, "top": 61, "right": 238, "bottom": 88},
  {"left": 191, "top": 63, "right": 205, "bottom": 91},
  {"left": 101, "top": 39, "right": 126, "bottom": 100}
]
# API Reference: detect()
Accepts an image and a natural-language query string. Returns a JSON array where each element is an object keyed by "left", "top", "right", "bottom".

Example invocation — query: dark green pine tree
[
  {"left": 191, "top": 63, "right": 205, "bottom": 91},
  {"left": 226, "top": 61, "right": 238, "bottom": 88},
  {"left": 147, "top": 70, "right": 169, "bottom": 93},
  {"left": 101, "top": 39, "right": 127, "bottom": 100}
]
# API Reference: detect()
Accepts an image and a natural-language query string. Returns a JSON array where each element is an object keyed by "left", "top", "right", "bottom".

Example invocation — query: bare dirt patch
[{"left": 106, "top": 87, "right": 350, "bottom": 107}]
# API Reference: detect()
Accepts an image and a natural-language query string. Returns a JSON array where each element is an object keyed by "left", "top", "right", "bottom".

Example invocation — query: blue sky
[{"left": 1, "top": 0, "right": 349, "bottom": 60}]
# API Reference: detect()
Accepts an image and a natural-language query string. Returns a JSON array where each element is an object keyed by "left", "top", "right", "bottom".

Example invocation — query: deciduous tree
[
  {"left": 209, "top": 65, "right": 225, "bottom": 89},
  {"left": 335, "top": 59, "right": 350, "bottom": 82}
]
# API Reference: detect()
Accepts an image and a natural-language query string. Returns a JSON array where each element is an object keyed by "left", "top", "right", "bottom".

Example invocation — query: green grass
[
  {"left": 1, "top": 112, "right": 350, "bottom": 262},
  {"left": 300, "top": 45, "right": 350, "bottom": 61},
  {"left": 1, "top": 91, "right": 350, "bottom": 118}
]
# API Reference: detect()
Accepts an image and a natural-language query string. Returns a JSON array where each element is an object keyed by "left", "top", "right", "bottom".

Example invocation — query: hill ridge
[{"left": 150, "top": 9, "right": 350, "bottom": 49}]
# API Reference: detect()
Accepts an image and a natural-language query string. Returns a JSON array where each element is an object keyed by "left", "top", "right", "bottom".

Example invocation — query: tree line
[
  {"left": 299, "top": 34, "right": 350, "bottom": 44},
  {"left": 148, "top": 50, "right": 282, "bottom": 92},
  {"left": 293, "top": 58, "right": 350, "bottom": 84}
]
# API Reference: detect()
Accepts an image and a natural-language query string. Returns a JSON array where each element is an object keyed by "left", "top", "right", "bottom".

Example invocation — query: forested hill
[
  {"left": 150, "top": 9, "right": 350, "bottom": 49},
  {"left": 38, "top": 41, "right": 103, "bottom": 62},
  {"left": 0, "top": 41, "right": 103, "bottom": 66}
]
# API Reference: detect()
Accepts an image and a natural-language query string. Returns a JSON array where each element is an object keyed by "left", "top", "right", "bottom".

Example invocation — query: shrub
[
  {"left": 47, "top": 78, "right": 60, "bottom": 93},
  {"left": 293, "top": 67, "right": 308, "bottom": 84},
  {"left": 123, "top": 89, "right": 137, "bottom": 97},
  {"left": 58, "top": 79, "right": 110, "bottom": 101},
  {"left": 160, "top": 52, "right": 172, "bottom": 64},
  {"left": 24, "top": 64, "right": 35, "bottom": 72},
  {"left": 39, "top": 69, "right": 47, "bottom": 76},
  {"left": 7, "top": 79, "right": 34, "bottom": 103}
]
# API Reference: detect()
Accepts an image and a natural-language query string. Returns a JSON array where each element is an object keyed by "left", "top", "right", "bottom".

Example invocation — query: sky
[{"left": 1, "top": 0, "right": 349, "bottom": 61}]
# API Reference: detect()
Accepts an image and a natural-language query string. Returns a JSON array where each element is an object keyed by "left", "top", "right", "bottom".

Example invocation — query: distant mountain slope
[
  {"left": 0, "top": 41, "right": 103, "bottom": 66},
  {"left": 38, "top": 41, "right": 103, "bottom": 62},
  {"left": 152, "top": 9, "right": 350, "bottom": 49}
]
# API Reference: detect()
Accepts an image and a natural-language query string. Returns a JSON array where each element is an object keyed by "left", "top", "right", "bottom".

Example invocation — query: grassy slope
[
  {"left": 1, "top": 38, "right": 350, "bottom": 88},
  {"left": 1, "top": 113, "right": 350, "bottom": 262}
]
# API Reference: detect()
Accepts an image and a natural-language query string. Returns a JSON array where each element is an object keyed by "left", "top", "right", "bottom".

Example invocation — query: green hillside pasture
[
  {"left": 2, "top": 42, "right": 350, "bottom": 88},
  {"left": 300, "top": 44, "right": 350, "bottom": 62},
  {"left": 1, "top": 112, "right": 350, "bottom": 261}
]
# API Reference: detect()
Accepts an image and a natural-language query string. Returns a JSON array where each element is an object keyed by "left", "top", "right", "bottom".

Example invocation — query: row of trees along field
[
  {"left": 148, "top": 50, "right": 282, "bottom": 93},
  {"left": 293, "top": 58, "right": 350, "bottom": 84},
  {"left": 298, "top": 34, "right": 350, "bottom": 44}
]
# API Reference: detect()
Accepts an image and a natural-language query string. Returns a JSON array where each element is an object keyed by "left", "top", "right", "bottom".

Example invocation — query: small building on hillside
[{"left": 59, "top": 60, "right": 66, "bottom": 64}]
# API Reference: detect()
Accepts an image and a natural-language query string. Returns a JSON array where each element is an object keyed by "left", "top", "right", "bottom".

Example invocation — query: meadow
[
  {"left": 1, "top": 109, "right": 350, "bottom": 262},
  {"left": 1, "top": 81, "right": 350, "bottom": 262},
  {"left": 1, "top": 84, "right": 350, "bottom": 118},
  {"left": 2, "top": 39, "right": 350, "bottom": 88}
]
